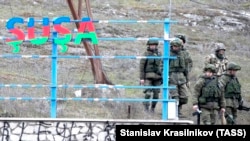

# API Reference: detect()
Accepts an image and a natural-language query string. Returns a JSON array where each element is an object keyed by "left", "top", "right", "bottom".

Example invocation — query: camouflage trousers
[
  {"left": 143, "top": 78, "right": 161, "bottom": 110},
  {"left": 225, "top": 107, "right": 237, "bottom": 125},
  {"left": 169, "top": 83, "right": 189, "bottom": 105},
  {"left": 200, "top": 108, "right": 219, "bottom": 125}
]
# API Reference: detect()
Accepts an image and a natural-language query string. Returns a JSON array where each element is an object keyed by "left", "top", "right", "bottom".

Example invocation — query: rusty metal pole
[
  {"left": 84, "top": 0, "right": 112, "bottom": 84},
  {"left": 78, "top": 0, "right": 83, "bottom": 18},
  {"left": 67, "top": 0, "right": 96, "bottom": 80},
  {"left": 66, "top": 0, "right": 112, "bottom": 84}
]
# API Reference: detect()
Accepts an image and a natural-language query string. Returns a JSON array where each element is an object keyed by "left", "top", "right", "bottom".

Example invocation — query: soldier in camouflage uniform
[
  {"left": 205, "top": 43, "right": 229, "bottom": 76},
  {"left": 140, "top": 39, "right": 163, "bottom": 113},
  {"left": 169, "top": 38, "right": 190, "bottom": 118},
  {"left": 218, "top": 62, "right": 242, "bottom": 125},
  {"left": 175, "top": 34, "right": 193, "bottom": 87},
  {"left": 192, "top": 64, "right": 226, "bottom": 125}
]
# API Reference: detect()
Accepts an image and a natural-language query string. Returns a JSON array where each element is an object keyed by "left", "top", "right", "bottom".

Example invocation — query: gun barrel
[
  {"left": 242, "top": 106, "right": 250, "bottom": 111},
  {"left": 238, "top": 105, "right": 250, "bottom": 111}
]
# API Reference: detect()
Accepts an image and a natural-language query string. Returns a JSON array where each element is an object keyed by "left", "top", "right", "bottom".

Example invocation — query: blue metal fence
[{"left": 0, "top": 18, "right": 176, "bottom": 119}]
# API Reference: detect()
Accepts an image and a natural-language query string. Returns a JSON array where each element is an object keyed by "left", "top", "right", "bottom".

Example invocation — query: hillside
[{"left": 0, "top": 0, "right": 249, "bottom": 124}]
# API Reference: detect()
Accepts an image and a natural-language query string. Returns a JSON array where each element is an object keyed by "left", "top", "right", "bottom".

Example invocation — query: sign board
[{"left": 6, "top": 16, "right": 98, "bottom": 53}]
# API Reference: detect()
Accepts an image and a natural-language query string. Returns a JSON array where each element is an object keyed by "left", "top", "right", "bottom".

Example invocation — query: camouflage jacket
[
  {"left": 205, "top": 54, "right": 229, "bottom": 76},
  {"left": 218, "top": 74, "right": 242, "bottom": 109},
  {"left": 193, "top": 75, "right": 225, "bottom": 109},
  {"left": 181, "top": 48, "right": 193, "bottom": 81},
  {"left": 139, "top": 49, "right": 163, "bottom": 80},
  {"left": 168, "top": 50, "right": 187, "bottom": 85}
]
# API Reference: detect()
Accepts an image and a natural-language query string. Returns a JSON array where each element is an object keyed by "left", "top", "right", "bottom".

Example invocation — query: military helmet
[
  {"left": 203, "top": 64, "right": 216, "bottom": 73},
  {"left": 215, "top": 43, "right": 226, "bottom": 52},
  {"left": 170, "top": 38, "right": 183, "bottom": 47},
  {"left": 174, "top": 34, "right": 186, "bottom": 44},
  {"left": 227, "top": 62, "right": 241, "bottom": 71},
  {"left": 147, "top": 39, "right": 159, "bottom": 45}
]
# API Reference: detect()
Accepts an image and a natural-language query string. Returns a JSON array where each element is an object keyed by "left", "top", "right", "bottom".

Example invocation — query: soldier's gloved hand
[{"left": 186, "top": 81, "right": 190, "bottom": 88}]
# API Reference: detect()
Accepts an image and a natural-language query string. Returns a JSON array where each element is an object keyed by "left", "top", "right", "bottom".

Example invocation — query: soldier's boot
[
  {"left": 150, "top": 91, "right": 159, "bottom": 114},
  {"left": 144, "top": 104, "right": 149, "bottom": 112},
  {"left": 150, "top": 108, "right": 155, "bottom": 113},
  {"left": 150, "top": 103, "right": 156, "bottom": 114},
  {"left": 143, "top": 90, "right": 151, "bottom": 112},
  {"left": 178, "top": 97, "right": 188, "bottom": 118},
  {"left": 171, "top": 96, "right": 185, "bottom": 118},
  {"left": 178, "top": 105, "right": 186, "bottom": 118}
]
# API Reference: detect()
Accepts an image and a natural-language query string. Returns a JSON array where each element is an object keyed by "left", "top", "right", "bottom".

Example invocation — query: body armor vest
[
  {"left": 208, "top": 54, "right": 228, "bottom": 76},
  {"left": 199, "top": 76, "right": 221, "bottom": 103},
  {"left": 144, "top": 51, "right": 162, "bottom": 73},
  {"left": 224, "top": 77, "right": 241, "bottom": 99},
  {"left": 169, "top": 51, "right": 185, "bottom": 72}
]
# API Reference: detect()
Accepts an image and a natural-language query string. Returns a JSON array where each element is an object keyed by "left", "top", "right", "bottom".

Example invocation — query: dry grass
[{"left": 0, "top": 0, "right": 249, "bottom": 124}]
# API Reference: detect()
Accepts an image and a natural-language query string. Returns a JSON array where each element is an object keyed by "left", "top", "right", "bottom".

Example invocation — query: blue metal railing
[
  {"left": 0, "top": 84, "right": 176, "bottom": 89},
  {"left": 0, "top": 97, "right": 177, "bottom": 102},
  {"left": 0, "top": 54, "right": 176, "bottom": 59},
  {"left": 0, "top": 18, "right": 176, "bottom": 119}
]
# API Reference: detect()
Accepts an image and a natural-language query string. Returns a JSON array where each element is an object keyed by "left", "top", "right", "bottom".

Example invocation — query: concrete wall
[{"left": 0, "top": 118, "right": 193, "bottom": 141}]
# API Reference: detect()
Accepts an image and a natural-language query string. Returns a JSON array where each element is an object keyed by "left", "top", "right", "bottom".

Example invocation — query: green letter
[
  {"left": 54, "top": 34, "right": 72, "bottom": 53},
  {"left": 7, "top": 40, "right": 23, "bottom": 53},
  {"left": 74, "top": 32, "right": 98, "bottom": 45}
]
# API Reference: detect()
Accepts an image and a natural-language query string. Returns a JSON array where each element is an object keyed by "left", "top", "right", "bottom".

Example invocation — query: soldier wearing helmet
[
  {"left": 175, "top": 34, "right": 186, "bottom": 44},
  {"left": 175, "top": 34, "right": 193, "bottom": 88},
  {"left": 205, "top": 42, "right": 229, "bottom": 76},
  {"left": 203, "top": 64, "right": 217, "bottom": 73},
  {"left": 227, "top": 62, "right": 241, "bottom": 71},
  {"left": 218, "top": 62, "right": 242, "bottom": 125},
  {"left": 168, "top": 38, "right": 190, "bottom": 118},
  {"left": 140, "top": 39, "right": 162, "bottom": 113},
  {"left": 192, "top": 64, "right": 225, "bottom": 125},
  {"left": 146, "top": 39, "right": 159, "bottom": 46}
]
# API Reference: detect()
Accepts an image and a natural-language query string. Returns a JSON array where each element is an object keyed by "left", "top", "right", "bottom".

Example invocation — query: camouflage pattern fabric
[
  {"left": 218, "top": 73, "right": 242, "bottom": 125},
  {"left": 205, "top": 54, "right": 228, "bottom": 76},
  {"left": 182, "top": 48, "right": 193, "bottom": 76},
  {"left": 140, "top": 47, "right": 163, "bottom": 112},
  {"left": 192, "top": 75, "right": 226, "bottom": 125},
  {"left": 169, "top": 41, "right": 190, "bottom": 117}
]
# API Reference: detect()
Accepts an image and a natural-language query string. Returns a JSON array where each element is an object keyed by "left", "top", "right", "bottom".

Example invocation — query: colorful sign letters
[{"left": 6, "top": 16, "right": 98, "bottom": 53}]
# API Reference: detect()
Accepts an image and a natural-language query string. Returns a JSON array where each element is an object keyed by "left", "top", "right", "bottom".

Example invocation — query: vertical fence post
[
  {"left": 162, "top": 18, "right": 170, "bottom": 120},
  {"left": 51, "top": 31, "right": 58, "bottom": 118}
]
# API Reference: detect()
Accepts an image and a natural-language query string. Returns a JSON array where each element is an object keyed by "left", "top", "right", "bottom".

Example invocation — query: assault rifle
[
  {"left": 238, "top": 101, "right": 250, "bottom": 111},
  {"left": 192, "top": 109, "right": 202, "bottom": 125},
  {"left": 238, "top": 105, "right": 250, "bottom": 111}
]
